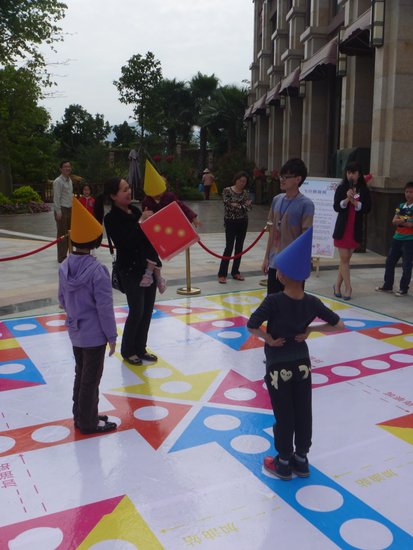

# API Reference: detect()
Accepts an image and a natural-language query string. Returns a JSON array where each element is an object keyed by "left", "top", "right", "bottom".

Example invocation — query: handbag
[{"left": 107, "top": 233, "right": 125, "bottom": 293}]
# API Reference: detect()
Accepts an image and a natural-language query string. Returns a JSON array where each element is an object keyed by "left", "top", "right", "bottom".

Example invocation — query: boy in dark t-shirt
[{"left": 247, "top": 228, "right": 344, "bottom": 480}]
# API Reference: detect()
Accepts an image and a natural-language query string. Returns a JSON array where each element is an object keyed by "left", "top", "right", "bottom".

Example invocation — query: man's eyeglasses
[{"left": 279, "top": 174, "right": 296, "bottom": 180}]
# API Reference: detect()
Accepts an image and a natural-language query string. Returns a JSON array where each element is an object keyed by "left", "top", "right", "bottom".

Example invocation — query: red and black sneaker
[{"left": 263, "top": 455, "right": 292, "bottom": 480}]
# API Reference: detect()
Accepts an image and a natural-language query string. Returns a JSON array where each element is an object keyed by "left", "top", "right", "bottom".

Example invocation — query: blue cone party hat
[{"left": 272, "top": 227, "right": 313, "bottom": 281}]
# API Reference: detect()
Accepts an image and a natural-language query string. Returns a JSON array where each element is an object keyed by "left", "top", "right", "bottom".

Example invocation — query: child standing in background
[
  {"left": 79, "top": 184, "right": 95, "bottom": 215},
  {"left": 247, "top": 228, "right": 344, "bottom": 480},
  {"left": 59, "top": 198, "right": 117, "bottom": 434}
]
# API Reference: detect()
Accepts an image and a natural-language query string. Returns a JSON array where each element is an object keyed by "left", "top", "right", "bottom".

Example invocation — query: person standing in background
[
  {"left": 218, "top": 171, "right": 252, "bottom": 283},
  {"left": 332, "top": 162, "right": 371, "bottom": 300},
  {"left": 79, "top": 184, "right": 95, "bottom": 216},
  {"left": 202, "top": 168, "right": 215, "bottom": 200},
  {"left": 53, "top": 161, "right": 73, "bottom": 263}
]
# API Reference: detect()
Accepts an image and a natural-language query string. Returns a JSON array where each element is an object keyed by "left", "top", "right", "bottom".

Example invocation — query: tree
[
  {"left": 156, "top": 78, "right": 194, "bottom": 153},
  {"left": 112, "top": 121, "right": 138, "bottom": 147},
  {"left": 53, "top": 104, "right": 111, "bottom": 159},
  {"left": 0, "top": 0, "right": 67, "bottom": 74},
  {"left": 0, "top": 66, "right": 56, "bottom": 195},
  {"left": 189, "top": 72, "right": 219, "bottom": 172},
  {"left": 114, "top": 52, "right": 163, "bottom": 143},
  {"left": 202, "top": 85, "right": 248, "bottom": 154}
]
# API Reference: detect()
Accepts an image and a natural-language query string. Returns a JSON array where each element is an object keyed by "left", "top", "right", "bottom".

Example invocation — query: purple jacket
[{"left": 58, "top": 253, "right": 117, "bottom": 348}]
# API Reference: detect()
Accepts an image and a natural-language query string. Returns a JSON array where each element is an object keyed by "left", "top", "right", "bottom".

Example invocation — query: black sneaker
[
  {"left": 375, "top": 286, "right": 393, "bottom": 292},
  {"left": 290, "top": 454, "right": 310, "bottom": 477},
  {"left": 263, "top": 455, "right": 292, "bottom": 480}
]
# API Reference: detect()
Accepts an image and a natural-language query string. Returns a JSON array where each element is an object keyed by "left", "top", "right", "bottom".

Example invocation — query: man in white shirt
[{"left": 53, "top": 161, "right": 73, "bottom": 263}]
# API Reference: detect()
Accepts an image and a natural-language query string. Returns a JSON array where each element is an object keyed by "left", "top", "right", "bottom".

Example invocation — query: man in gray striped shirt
[{"left": 53, "top": 161, "right": 73, "bottom": 263}]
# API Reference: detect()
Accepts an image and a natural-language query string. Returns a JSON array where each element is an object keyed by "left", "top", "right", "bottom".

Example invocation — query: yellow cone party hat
[
  {"left": 70, "top": 196, "right": 103, "bottom": 244},
  {"left": 143, "top": 159, "right": 167, "bottom": 197}
]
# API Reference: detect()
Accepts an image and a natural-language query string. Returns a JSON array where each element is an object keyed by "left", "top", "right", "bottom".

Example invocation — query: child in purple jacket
[{"left": 58, "top": 198, "right": 118, "bottom": 434}]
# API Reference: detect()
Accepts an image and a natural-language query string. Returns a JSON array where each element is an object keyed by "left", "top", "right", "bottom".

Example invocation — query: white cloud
[{"left": 40, "top": 0, "right": 253, "bottom": 126}]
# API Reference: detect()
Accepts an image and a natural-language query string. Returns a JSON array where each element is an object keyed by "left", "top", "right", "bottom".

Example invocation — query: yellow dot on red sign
[
  {"left": 178, "top": 229, "right": 186, "bottom": 237},
  {"left": 153, "top": 224, "right": 161, "bottom": 233},
  {"left": 165, "top": 227, "right": 173, "bottom": 235}
]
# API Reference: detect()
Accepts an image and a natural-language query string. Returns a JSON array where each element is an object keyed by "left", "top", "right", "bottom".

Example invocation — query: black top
[
  {"left": 247, "top": 292, "right": 340, "bottom": 366},
  {"left": 332, "top": 181, "right": 371, "bottom": 242},
  {"left": 104, "top": 204, "right": 161, "bottom": 277}
]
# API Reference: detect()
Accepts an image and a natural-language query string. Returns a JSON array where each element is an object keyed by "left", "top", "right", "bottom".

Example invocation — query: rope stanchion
[
  {"left": 177, "top": 248, "right": 201, "bottom": 296},
  {"left": 0, "top": 236, "right": 64, "bottom": 262},
  {"left": 197, "top": 226, "right": 267, "bottom": 261}
]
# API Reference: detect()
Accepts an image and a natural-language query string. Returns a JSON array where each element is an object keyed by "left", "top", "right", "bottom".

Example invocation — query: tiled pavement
[{"left": 1, "top": 200, "right": 411, "bottom": 323}]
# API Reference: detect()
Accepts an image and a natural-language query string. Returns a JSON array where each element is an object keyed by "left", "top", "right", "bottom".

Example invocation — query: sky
[{"left": 40, "top": 0, "right": 254, "bottom": 127}]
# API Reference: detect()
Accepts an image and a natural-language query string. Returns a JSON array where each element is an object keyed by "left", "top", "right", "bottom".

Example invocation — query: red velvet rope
[
  {"left": 197, "top": 227, "right": 267, "bottom": 260},
  {"left": 0, "top": 237, "right": 64, "bottom": 262}
]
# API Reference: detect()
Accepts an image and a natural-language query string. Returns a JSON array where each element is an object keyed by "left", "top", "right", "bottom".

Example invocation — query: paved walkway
[{"left": 1, "top": 200, "right": 411, "bottom": 322}]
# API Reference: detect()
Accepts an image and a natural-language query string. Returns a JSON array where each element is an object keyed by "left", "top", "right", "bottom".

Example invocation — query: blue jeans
[{"left": 383, "top": 238, "right": 413, "bottom": 292}]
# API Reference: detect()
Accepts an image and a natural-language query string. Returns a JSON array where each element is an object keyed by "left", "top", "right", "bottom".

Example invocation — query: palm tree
[
  {"left": 157, "top": 78, "right": 194, "bottom": 153},
  {"left": 189, "top": 72, "right": 219, "bottom": 172}
]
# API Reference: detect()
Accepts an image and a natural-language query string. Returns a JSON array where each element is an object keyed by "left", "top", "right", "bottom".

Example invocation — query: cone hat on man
[
  {"left": 271, "top": 227, "right": 313, "bottom": 281},
  {"left": 144, "top": 159, "right": 167, "bottom": 197},
  {"left": 70, "top": 196, "right": 103, "bottom": 248}
]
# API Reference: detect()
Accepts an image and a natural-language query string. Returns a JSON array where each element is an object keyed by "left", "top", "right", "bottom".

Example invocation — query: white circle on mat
[
  {"left": 160, "top": 381, "right": 192, "bottom": 394},
  {"left": 31, "top": 425, "right": 70, "bottom": 443},
  {"left": 45, "top": 319, "right": 66, "bottom": 327},
  {"left": 204, "top": 414, "right": 241, "bottom": 431},
  {"left": 296, "top": 485, "right": 344, "bottom": 512},
  {"left": 339, "top": 518, "right": 393, "bottom": 549},
  {"left": 142, "top": 367, "right": 172, "bottom": 379},
  {"left": 0, "top": 363, "right": 25, "bottom": 374},
  {"left": 217, "top": 331, "right": 242, "bottom": 339},
  {"left": 171, "top": 307, "right": 192, "bottom": 314},
  {"left": 198, "top": 313, "right": 218, "bottom": 320},
  {"left": 0, "top": 436, "right": 16, "bottom": 453},
  {"left": 344, "top": 321, "right": 365, "bottom": 328},
  {"left": 403, "top": 335, "right": 413, "bottom": 342},
  {"left": 224, "top": 387, "right": 256, "bottom": 401},
  {"left": 89, "top": 541, "right": 137, "bottom": 549},
  {"left": 12, "top": 323, "right": 37, "bottom": 331},
  {"left": 378, "top": 327, "right": 402, "bottom": 335},
  {"left": 230, "top": 434, "right": 270, "bottom": 454},
  {"left": 8, "top": 527, "right": 64, "bottom": 549},
  {"left": 224, "top": 296, "right": 260, "bottom": 305},
  {"left": 134, "top": 406, "right": 169, "bottom": 421},
  {"left": 114, "top": 310, "right": 128, "bottom": 319},
  {"left": 212, "top": 320, "right": 235, "bottom": 328},
  {"left": 361, "top": 359, "right": 390, "bottom": 370},
  {"left": 331, "top": 366, "right": 360, "bottom": 377},
  {"left": 389, "top": 353, "right": 413, "bottom": 363},
  {"left": 311, "top": 373, "right": 329, "bottom": 385}
]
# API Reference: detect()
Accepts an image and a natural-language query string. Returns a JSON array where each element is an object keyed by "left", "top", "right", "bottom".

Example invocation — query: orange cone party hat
[
  {"left": 143, "top": 160, "right": 167, "bottom": 197},
  {"left": 70, "top": 197, "right": 103, "bottom": 245}
]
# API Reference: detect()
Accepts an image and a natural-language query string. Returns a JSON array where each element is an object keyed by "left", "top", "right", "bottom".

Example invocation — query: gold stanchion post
[{"left": 177, "top": 248, "right": 201, "bottom": 295}]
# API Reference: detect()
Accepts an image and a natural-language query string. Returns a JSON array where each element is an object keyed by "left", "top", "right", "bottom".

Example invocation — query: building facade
[{"left": 246, "top": 0, "right": 413, "bottom": 254}]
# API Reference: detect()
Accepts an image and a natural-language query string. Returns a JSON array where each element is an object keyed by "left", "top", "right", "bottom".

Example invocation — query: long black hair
[{"left": 94, "top": 177, "right": 122, "bottom": 223}]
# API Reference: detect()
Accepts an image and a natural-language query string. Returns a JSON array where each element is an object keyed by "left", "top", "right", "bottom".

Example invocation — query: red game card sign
[{"left": 140, "top": 201, "right": 200, "bottom": 260}]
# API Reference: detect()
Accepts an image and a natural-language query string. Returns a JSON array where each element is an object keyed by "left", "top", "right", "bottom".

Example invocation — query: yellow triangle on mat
[
  {"left": 379, "top": 425, "right": 413, "bottom": 446},
  {"left": 77, "top": 495, "right": 163, "bottom": 549}
]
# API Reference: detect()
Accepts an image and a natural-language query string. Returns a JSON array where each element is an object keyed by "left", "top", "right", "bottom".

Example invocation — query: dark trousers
[
  {"left": 383, "top": 238, "right": 413, "bottom": 292},
  {"left": 120, "top": 270, "right": 156, "bottom": 358},
  {"left": 218, "top": 219, "right": 248, "bottom": 277},
  {"left": 72, "top": 344, "right": 106, "bottom": 431},
  {"left": 56, "top": 206, "right": 71, "bottom": 263},
  {"left": 264, "top": 358, "right": 312, "bottom": 459},
  {"left": 204, "top": 185, "right": 211, "bottom": 200}
]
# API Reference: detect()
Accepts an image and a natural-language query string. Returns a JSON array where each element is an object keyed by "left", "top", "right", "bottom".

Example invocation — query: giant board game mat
[{"left": 0, "top": 290, "right": 412, "bottom": 549}]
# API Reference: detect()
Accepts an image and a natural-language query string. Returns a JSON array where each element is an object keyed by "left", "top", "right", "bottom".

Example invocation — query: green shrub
[
  {"left": 178, "top": 186, "right": 204, "bottom": 201},
  {"left": 12, "top": 185, "right": 42, "bottom": 204},
  {"left": 0, "top": 192, "right": 12, "bottom": 206}
]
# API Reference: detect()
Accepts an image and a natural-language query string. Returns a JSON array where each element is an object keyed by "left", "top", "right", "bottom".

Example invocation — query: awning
[
  {"left": 251, "top": 94, "right": 267, "bottom": 114},
  {"left": 279, "top": 67, "right": 300, "bottom": 96},
  {"left": 265, "top": 82, "right": 281, "bottom": 105},
  {"left": 244, "top": 105, "right": 253, "bottom": 121},
  {"left": 339, "top": 9, "right": 372, "bottom": 56},
  {"left": 299, "top": 38, "right": 338, "bottom": 81}
]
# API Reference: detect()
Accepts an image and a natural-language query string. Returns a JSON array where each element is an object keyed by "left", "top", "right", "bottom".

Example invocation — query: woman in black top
[
  {"left": 95, "top": 177, "right": 160, "bottom": 366},
  {"left": 217, "top": 171, "right": 252, "bottom": 283},
  {"left": 332, "top": 162, "right": 371, "bottom": 300}
]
